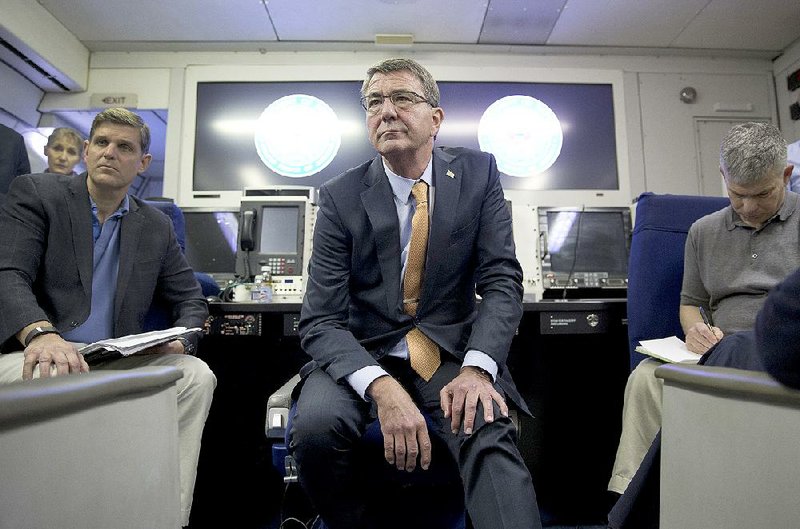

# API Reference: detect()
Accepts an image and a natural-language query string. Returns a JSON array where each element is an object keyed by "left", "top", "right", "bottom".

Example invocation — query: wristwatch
[
  {"left": 175, "top": 336, "right": 196, "bottom": 356},
  {"left": 23, "top": 325, "right": 61, "bottom": 347}
]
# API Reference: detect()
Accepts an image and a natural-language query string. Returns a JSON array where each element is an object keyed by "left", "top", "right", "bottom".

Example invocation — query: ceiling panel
[
  {"left": 547, "top": 0, "right": 715, "bottom": 48},
  {"left": 672, "top": 0, "right": 800, "bottom": 51},
  {"left": 37, "top": 0, "right": 277, "bottom": 42},
  {"left": 23, "top": 0, "right": 800, "bottom": 56},
  {"left": 479, "top": 0, "right": 567, "bottom": 45},
  {"left": 264, "top": 0, "right": 487, "bottom": 43}
]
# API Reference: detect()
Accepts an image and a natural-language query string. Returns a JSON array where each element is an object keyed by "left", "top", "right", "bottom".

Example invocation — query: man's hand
[
  {"left": 684, "top": 322, "right": 724, "bottom": 354},
  {"left": 440, "top": 366, "right": 508, "bottom": 436},
  {"left": 368, "top": 375, "right": 432, "bottom": 472},
  {"left": 22, "top": 334, "right": 88, "bottom": 380}
]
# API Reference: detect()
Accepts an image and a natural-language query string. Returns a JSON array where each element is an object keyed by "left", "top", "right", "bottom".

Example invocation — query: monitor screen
[
  {"left": 192, "top": 80, "right": 619, "bottom": 193},
  {"left": 260, "top": 205, "right": 299, "bottom": 254},
  {"left": 539, "top": 207, "right": 631, "bottom": 289},
  {"left": 236, "top": 198, "right": 308, "bottom": 278},
  {"left": 183, "top": 209, "right": 239, "bottom": 275}
]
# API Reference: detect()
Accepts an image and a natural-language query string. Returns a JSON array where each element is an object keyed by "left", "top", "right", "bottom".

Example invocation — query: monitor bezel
[
  {"left": 235, "top": 197, "right": 308, "bottom": 279},
  {"left": 177, "top": 63, "right": 631, "bottom": 209},
  {"left": 537, "top": 205, "right": 632, "bottom": 289},
  {"left": 181, "top": 206, "right": 240, "bottom": 276}
]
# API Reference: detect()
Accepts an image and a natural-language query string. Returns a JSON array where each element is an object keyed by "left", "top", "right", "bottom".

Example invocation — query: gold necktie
[{"left": 403, "top": 180, "right": 440, "bottom": 381}]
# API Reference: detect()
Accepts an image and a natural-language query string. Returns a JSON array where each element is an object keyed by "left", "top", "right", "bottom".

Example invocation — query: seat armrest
[
  {"left": 656, "top": 363, "right": 800, "bottom": 529},
  {"left": 266, "top": 373, "right": 301, "bottom": 438},
  {"left": 654, "top": 363, "right": 800, "bottom": 405}
]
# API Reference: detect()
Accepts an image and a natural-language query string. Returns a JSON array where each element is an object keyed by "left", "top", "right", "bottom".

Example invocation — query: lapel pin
[{"left": 446, "top": 169, "right": 455, "bottom": 179}]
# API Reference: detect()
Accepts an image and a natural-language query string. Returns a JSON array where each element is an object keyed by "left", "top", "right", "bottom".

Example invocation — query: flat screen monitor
[
  {"left": 538, "top": 206, "right": 632, "bottom": 292},
  {"left": 190, "top": 80, "right": 619, "bottom": 193},
  {"left": 235, "top": 198, "right": 307, "bottom": 279},
  {"left": 183, "top": 208, "right": 239, "bottom": 280}
]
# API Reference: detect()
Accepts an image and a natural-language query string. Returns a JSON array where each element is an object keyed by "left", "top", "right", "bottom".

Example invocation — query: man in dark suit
[
  {"left": 0, "top": 108, "right": 215, "bottom": 527},
  {"left": 0, "top": 123, "right": 31, "bottom": 203},
  {"left": 290, "top": 58, "right": 541, "bottom": 529},
  {"left": 756, "top": 266, "right": 800, "bottom": 389}
]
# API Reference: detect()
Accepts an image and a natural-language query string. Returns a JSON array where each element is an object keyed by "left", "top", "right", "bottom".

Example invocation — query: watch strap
[
  {"left": 23, "top": 325, "right": 61, "bottom": 347},
  {"left": 176, "top": 336, "right": 196, "bottom": 356}
]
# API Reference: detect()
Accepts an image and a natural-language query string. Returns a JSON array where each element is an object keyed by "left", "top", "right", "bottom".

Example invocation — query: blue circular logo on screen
[
  {"left": 254, "top": 94, "right": 341, "bottom": 178},
  {"left": 477, "top": 95, "right": 563, "bottom": 177}
]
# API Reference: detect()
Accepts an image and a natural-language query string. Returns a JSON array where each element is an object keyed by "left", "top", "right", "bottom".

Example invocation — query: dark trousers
[{"left": 289, "top": 357, "right": 542, "bottom": 529}]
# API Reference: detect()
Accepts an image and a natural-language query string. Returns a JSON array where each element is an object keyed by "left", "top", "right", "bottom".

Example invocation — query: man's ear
[
  {"left": 784, "top": 164, "right": 794, "bottom": 186},
  {"left": 138, "top": 153, "right": 153, "bottom": 174},
  {"left": 431, "top": 107, "right": 444, "bottom": 138}
]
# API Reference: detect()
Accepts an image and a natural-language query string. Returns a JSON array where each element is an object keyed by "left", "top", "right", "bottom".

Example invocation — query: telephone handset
[{"left": 240, "top": 209, "right": 257, "bottom": 251}]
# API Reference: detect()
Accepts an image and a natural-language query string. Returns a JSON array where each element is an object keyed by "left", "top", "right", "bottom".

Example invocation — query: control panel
[
  {"left": 542, "top": 273, "right": 627, "bottom": 289},
  {"left": 204, "top": 313, "right": 262, "bottom": 336},
  {"left": 539, "top": 310, "right": 610, "bottom": 335},
  {"left": 263, "top": 256, "right": 300, "bottom": 276}
]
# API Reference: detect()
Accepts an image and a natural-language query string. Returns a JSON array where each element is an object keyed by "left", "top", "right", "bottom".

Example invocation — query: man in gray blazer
[
  {"left": 291, "top": 58, "right": 541, "bottom": 529},
  {"left": 0, "top": 108, "right": 215, "bottom": 528}
]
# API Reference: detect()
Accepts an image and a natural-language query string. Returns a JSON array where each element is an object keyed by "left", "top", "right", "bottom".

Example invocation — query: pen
[{"left": 699, "top": 306, "right": 714, "bottom": 332}]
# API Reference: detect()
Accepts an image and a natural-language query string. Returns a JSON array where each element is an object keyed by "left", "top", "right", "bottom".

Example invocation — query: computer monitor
[
  {"left": 235, "top": 196, "right": 312, "bottom": 281},
  {"left": 183, "top": 207, "right": 239, "bottom": 284},
  {"left": 538, "top": 206, "right": 632, "bottom": 292}
]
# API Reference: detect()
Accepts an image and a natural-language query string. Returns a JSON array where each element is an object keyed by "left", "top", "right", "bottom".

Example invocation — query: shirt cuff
[
  {"left": 463, "top": 350, "right": 498, "bottom": 382},
  {"left": 346, "top": 365, "right": 390, "bottom": 400}
]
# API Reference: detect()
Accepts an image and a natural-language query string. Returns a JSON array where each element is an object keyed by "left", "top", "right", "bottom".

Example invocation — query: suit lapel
[
  {"left": 420, "top": 149, "right": 460, "bottom": 310},
  {"left": 114, "top": 199, "right": 143, "bottom": 323},
  {"left": 361, "top": 157, "right": 403, "bottom": 313},
  {"left": 66, "top": 175, "right": 94, "bottom": 300}
]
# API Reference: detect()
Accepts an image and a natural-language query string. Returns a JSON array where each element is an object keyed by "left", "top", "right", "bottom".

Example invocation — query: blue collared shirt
[
  {"left": 61, "top": 195, "right": 130, "bottom": 343},
  {"left": 346, "top": 158, "right": 498, "bottom": 399}
]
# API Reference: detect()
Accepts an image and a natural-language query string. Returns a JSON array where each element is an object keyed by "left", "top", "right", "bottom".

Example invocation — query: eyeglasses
[{"left": 360, "top": 91, "right": 431, "bottom": 114}]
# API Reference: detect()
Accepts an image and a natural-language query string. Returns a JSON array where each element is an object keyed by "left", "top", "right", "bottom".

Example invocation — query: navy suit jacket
[
  {"left": 756, "top": 266, "right": 800, "bottom": 389},
  {"left": 0, "top": 124, "right": 31, "bottom": 199},
  {"left": 0, "top": 172, "right": 207, "bottom": 352},
  {"left": 298, "top": 147, "right": 528, "bottom": 411}
]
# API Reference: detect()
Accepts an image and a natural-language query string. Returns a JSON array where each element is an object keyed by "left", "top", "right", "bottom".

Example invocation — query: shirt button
[{"left": 752, "top": 253, "right": 758, "bottom": 259}]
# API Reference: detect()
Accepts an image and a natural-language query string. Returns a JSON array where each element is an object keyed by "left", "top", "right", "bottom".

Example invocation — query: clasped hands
[{"left": 369, "top": 366, "right": 508, "bottom": 472}]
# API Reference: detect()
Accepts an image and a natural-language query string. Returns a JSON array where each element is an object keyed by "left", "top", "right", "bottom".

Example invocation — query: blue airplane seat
[{"left": 626, "top": 192, "right": 729, "bottom": 370}]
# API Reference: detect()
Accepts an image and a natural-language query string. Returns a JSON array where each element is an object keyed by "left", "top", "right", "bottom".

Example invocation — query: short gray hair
[
  {"left": 89, "top": 107, "right": 150, "bottom": 154},
  {"left": 720, "top": 122, "right": 787, "bottom": 185},
  {"left": 361, "top": 58, "right": 440, "bottom": 108}
]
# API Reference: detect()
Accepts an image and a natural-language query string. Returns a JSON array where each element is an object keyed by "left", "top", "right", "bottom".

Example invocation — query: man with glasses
[{"left": 290, "top": 58, "right": 541, "bottom": 528}]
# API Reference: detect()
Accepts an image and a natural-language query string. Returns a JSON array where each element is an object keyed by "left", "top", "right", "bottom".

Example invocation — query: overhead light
[{"left": 374, "top": 34, "right": 414, "bottom": 47}]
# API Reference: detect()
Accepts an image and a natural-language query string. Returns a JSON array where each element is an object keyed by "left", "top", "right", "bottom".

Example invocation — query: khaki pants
[{"left": 608, "top": 358, "right": 664, "bottom": 494}]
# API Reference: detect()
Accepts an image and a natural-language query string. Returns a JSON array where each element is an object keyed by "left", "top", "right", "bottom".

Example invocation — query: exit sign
[{"left": 89, "top": 93, "right": 139, "bottom": 108}]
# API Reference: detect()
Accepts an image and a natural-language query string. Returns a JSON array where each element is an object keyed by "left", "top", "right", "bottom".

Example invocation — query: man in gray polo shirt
[{"left": 608, "top": 121, "right": 799, "bottom": 497}]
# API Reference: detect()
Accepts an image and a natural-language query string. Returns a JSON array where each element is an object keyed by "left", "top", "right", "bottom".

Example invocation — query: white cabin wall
[
  {"left": 0, "top": 0, "right": 89, "bottom": 92},
  {"left": 0, "top": 62, "right": 43, "bottom": 127},
  {"left": 637, "top": 71, "right": 775, "bottom": 195},
  {"left": 775, "top": 38, "right": 800, "bottom": 144},
  {"left": 30, "top": 50, "right": 777, "bottom": 206}
]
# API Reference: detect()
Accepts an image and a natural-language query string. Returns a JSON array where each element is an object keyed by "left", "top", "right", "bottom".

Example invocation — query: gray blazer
[
  {"left": 0, "top": 172, "right": 207, "bottom": 352},
  {"left": 298, "top": 147, "right": 528, "bottom": 411}
]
